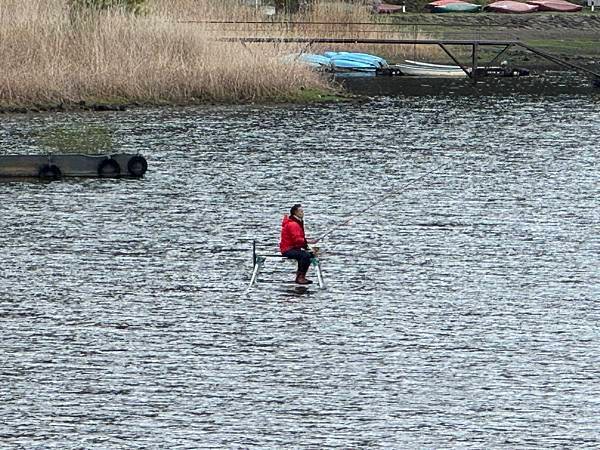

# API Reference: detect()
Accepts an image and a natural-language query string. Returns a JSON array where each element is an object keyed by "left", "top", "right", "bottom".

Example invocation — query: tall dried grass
[
  {"left": 0, "top": 0, "right": 440, "bottom": 108},
  {"left": 182, "top": 1, "right": 443, "bottom": 63},
  {"left": 0, "top": 0, "right": 327, "bottom": 107},
  {"left": 178, "top": 1, "right": 443, "bottom": 62}
]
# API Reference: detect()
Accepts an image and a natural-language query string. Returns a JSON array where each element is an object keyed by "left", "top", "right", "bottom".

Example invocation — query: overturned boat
[
  {"left": 398, "top": 59, "right": 529, "bottom": 78},
  {"left": 398, "top": 60, "right": 469, "bottom": 77},
  {"left": 485, "top": 1, "right": 540, "bottom": 13},
  {"left": 525, "top": 0, "right": 582, "bottom": 11},
  {"left": 284, "top": 53, "right": 528, "bottom": 79},
  {"left": 283, "top": 51, "right": 388, "bottom": 74},
  {"left": 430, "top": 1, "right": 482, "bottom": 12},
  {"left": 374, "top": 2, "right": 406, "bottom": 13}
]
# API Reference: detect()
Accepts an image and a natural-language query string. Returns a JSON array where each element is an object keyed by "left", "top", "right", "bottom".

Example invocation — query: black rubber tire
[
  {"left": 98, "top": 158, "right": 121, "bottom": 177},
  {"left": 127, "top": 155, "right": 148, "bottom": 177},
  {"left": 38, "top": 164, "right": 62, "bottom": 180}
]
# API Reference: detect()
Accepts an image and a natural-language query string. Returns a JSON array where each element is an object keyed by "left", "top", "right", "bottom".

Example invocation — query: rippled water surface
[{"left": 1, "top": 81, "right": 599, "bottom": 448}]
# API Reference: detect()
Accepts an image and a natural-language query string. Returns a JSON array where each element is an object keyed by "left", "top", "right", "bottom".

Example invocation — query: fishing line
[{"left": 314, "top": 160, "right": 451, "bottom": 243}]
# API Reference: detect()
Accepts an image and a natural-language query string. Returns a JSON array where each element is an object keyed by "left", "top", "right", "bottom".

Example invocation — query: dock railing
[{"left": 217, "top": 33, "right": 600, "bottom": 83}]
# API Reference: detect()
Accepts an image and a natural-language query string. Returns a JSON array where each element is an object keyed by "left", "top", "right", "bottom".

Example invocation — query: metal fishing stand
[{"left": 246, "top": 240, "right": 326, "bottom": 293}]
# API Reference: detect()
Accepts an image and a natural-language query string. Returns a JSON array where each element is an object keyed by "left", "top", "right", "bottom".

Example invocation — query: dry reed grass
[
  {"left": 0, "top": 0, "right": 440, "bottom": 108},
  {"left": 0, "top": 0, "right": 327, "bottom": 107},
  {"left": 184, "top": 1, "right": 443, "bottom": 63}
]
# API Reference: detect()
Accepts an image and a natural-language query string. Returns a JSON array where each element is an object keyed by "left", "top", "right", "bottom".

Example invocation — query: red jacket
[{"left": 279, "top": 214, "right": 308, "bottom": 254}]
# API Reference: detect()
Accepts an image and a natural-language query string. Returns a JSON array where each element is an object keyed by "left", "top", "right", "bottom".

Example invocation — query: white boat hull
[{"left": 399, "top": 60, "right": 470, "bottom": 78}]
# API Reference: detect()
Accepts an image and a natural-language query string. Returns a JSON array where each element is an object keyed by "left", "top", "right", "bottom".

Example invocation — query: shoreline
[
  {"left": 2, "top": 55, "right": 597, "bottom": 116},
  {"left": 3, "top": 64, "right": 599, "bottom": 115},
  {"left": 0, "top": 89, "right": 357, "bottom": 115},
  {"left": 1, "top": 66, "right": 597, "bottom": 115},
  {"left": 3, "top": 5, "right": 600, "bottom": 114}
]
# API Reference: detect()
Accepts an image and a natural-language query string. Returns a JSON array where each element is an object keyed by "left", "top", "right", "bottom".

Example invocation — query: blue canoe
[
  {"left": 296, "top": 53, "right": 331, "bottom": 67},
  {"left": 329, "top": 58, "right": 380, "bottom": 72},
  {"left": 282, "top": 51, "right": 388, "bottom": 73},
  {"left": 282, "top": 53, "right": 331, "bottom": 68},
  {"left": 324, "top": 51, "right": 388, "bottom": 68}
]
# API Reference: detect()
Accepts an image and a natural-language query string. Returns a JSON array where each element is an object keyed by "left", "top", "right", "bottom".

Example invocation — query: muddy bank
[
  {"left": 0, "top": 90, "right": 353, "bottom": 115},
  {"left": 0, "top": 102, "right": 128, "bottom": 115}
]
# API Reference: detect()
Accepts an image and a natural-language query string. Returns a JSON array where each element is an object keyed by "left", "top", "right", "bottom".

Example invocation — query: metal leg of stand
[
  {"left": 312, "top": 258, "right": 325, "bottom": 289},
  {"left": 246, "top": 257, "right": 264, "bottom": 293}
]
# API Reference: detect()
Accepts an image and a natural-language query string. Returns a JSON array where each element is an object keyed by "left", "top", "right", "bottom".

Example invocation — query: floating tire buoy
[
  {"left": 38, "top": 164, "right": 62, "bottom": 180},
  {"left": 127, "top": 155, "right": 148, "bottom": 177},
  {"left": 98, "top": 158, "right": 121, "bottom": 177}
]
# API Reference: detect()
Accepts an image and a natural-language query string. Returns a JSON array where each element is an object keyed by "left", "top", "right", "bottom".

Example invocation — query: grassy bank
[
  {"left": 1, "top": 1, "right": 598, "bottom": 112},
  {"left": 0, "top": 0, "right": 449, "bottom": 111},
  {"left": 0, "top": 0, "right": 336, "bottom": 110}
]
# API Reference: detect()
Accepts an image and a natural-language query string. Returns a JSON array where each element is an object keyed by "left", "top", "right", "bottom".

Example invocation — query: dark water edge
[
  {"left": 0, "top": 86, "right": 599, "bottom": 449},
  {"left": 338, "top": 70, "right": 600, "bottom": 97}
]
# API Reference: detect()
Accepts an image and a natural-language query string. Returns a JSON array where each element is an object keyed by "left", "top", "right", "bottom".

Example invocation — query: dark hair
[{"left": 290, "top": 204, "right": 302, "bottom": 216}]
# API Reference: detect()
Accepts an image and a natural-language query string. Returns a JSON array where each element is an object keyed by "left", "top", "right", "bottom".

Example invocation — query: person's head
[{"left": 290, "top": 203, "right": 304, "bottom": 219}]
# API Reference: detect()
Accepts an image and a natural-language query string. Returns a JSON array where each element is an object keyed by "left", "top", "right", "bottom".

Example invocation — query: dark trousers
[{"left": 282, "top": 249, "right": 313, "bottom": 274}]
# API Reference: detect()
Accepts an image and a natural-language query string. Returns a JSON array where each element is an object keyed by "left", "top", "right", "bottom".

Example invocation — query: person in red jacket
[{"left": 280, "top": 204, "right": 317, "bottom": 285}]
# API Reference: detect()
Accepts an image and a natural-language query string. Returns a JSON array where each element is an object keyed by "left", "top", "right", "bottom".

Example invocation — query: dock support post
[
  {"left": 438, "top": 43, "right": 470, "bottom": 77},
  {"left": 486, "top": 44, "right": 512, "bottom": 68},
  {"left": 472, "top": 43, "right": 479, "bottom": 83}
]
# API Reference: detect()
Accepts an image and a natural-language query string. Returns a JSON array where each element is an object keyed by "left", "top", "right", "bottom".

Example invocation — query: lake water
[{"left": 1, "top": 74, "right": 599, "bottom": 448}]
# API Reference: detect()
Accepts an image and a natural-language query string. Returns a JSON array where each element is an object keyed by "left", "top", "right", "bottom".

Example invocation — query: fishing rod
[{"left": 313, "top": 160, "right": 451, "bottom": 244}]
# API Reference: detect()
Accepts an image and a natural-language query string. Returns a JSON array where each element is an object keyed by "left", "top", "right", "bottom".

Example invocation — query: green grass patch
[
  {"left": 35, "top": 124, "right": 115, "bottom": 155},
  {"left": 524, "top": 39, "right": 600, "bottom": 57}
]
